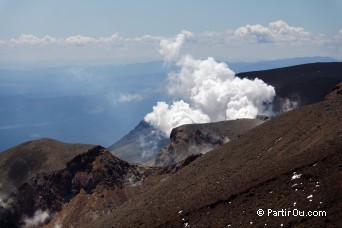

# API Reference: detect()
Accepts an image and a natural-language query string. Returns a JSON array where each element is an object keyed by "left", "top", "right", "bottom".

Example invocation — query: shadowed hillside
[{"left": 238, "top": 62, "right": 342, "bottom": 112}]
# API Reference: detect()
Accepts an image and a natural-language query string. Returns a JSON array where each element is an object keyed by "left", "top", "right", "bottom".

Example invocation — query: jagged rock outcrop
[
  {"left": 155, "top": 119, "right": 265, "bottom": 166},
  {"left": 0, "top": 141, "right": 156, "bottom": 227}
]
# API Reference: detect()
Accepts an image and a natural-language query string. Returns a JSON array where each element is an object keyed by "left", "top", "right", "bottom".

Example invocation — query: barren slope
[
  {"left": 0, "top": 139, "right": 94, "bottom": 194},
  {"left": 238, "top": 62, "right": 342, "bottom": 112},
  {"left": 95, "top": 93, "right": 342, "bottom": 227},
  {"left": 0, "top": 140, "right": 168, "bottom": 227}
]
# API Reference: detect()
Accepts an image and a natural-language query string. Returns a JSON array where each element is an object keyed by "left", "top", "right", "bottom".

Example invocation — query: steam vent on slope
[{"left": 145, "top": 31, "right": 276, "bottom": 136}]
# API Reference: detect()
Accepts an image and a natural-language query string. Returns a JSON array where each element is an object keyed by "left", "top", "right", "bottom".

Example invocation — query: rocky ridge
[
  {"left": 155, "top": 118, "right": 265, "bottom": 166},
  {"left": 0, "top": 142, "right": 165, "bottom": 227}
]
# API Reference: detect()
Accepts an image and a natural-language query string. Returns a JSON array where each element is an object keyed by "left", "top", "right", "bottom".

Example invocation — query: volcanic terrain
[
  {"left": 110, "top": 62, "right": 342, "bottom": 166},
  {"left": 0, "top": 63, "right": 341, "bottom": 227},
  {"left": 94, "top": 85, "right": 342, "bottom": 227}
]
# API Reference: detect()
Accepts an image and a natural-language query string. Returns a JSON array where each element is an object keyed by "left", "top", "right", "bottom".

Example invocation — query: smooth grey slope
[{"left": 108, "top": 121, "right": 169, "bottom": 164}]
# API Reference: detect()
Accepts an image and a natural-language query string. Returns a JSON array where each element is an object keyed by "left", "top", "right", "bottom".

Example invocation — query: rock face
[
  {"left": 155, "top": 119, "right": 265, "bottom": 166},
  {"left": 0, "top": 141, "right": 162, "bottom": 227},
  {"left": 93, "top": 94, "right": 342, "bottom": 227},
  {"left": 0, "top": 139, "right": 94, "bottom": 195},
  {"left": 108, "top": 121, "right": 169, "bottom": 164}
]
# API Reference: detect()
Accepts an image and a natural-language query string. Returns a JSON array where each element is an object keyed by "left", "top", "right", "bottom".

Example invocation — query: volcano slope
[
  {"left": 0, "top": 139, "right": 168, "bottom": 227},
  {"left": 237, "top": 62, "right": 342, "bottom": 112},
  {"left": 0, "top": 139, "right": 94, "bottom": 195},
  {"left": 94, "top": 91, "right": 342, "bottom": 227}
]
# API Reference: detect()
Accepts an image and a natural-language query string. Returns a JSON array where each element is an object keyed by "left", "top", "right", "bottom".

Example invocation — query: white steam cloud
[
  {"left": 22, "top": 210, "right": 50, "bottom": 228},
  {"left": 0, "top": 194, "right": 9, "bottom": 209},
  {"left": 145, "top": 31, "right": 276, "bottom": 136},
  {"left": 145, "top": 101, "right": 210, "bottom": 136},
  {"left": 280, "top": 98, "right": 299, "bottom": 112},
  {"left": 159, "top": 30, "right": 193, "bottom": 62}
]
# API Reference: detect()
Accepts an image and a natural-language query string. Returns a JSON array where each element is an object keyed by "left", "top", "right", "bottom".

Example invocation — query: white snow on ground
[{"left": 291, "top": 172, "right": 302, "bottom": 180}]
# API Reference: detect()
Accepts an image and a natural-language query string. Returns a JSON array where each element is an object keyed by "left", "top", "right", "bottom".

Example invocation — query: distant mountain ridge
[
  {"left": 237, "top": 62, "right": 342, "bottom": 113},
  {"left": 228, "top": 56, "right": 338, "bottom": 73}
]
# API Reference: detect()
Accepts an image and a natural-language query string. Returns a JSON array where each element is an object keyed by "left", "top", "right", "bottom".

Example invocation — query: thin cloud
[
  {"left": 0, "top": 21, "right": 341, "bottom": 63},
  {"left": 118, "top": 93, "right": 144, "bottom": 103},
  {"left": 65, "top": 35, "right": 98, "bottom": 46},
  {"left": 1, "top": 20, "right": 331, "bottom": 47},
  {"left": 3, "top": 33, "right": 163, "bottom": 47},
  {"left": 9, "top": 34, "right": 61, "bottom": 46}
]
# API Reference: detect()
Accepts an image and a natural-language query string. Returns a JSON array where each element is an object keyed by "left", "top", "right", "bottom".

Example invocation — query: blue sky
[{"left": 0, "top": 0, "right": 341, "bottom": 65}]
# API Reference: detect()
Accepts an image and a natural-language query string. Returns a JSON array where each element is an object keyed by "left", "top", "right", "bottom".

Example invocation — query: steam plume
[
  {"left": 22, "top": 210, "right": 49, "bottom": 228},
  {"left": 145, "top": 31, "right": 276, "bottom": 136},
  {"left": 159, "top": 30, "right": 193, "bottom": 62}
]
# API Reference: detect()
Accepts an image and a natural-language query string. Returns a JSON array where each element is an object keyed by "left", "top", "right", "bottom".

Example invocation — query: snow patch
[{"left": 291, "top": 172, "right": 302, "bottom": 180}]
